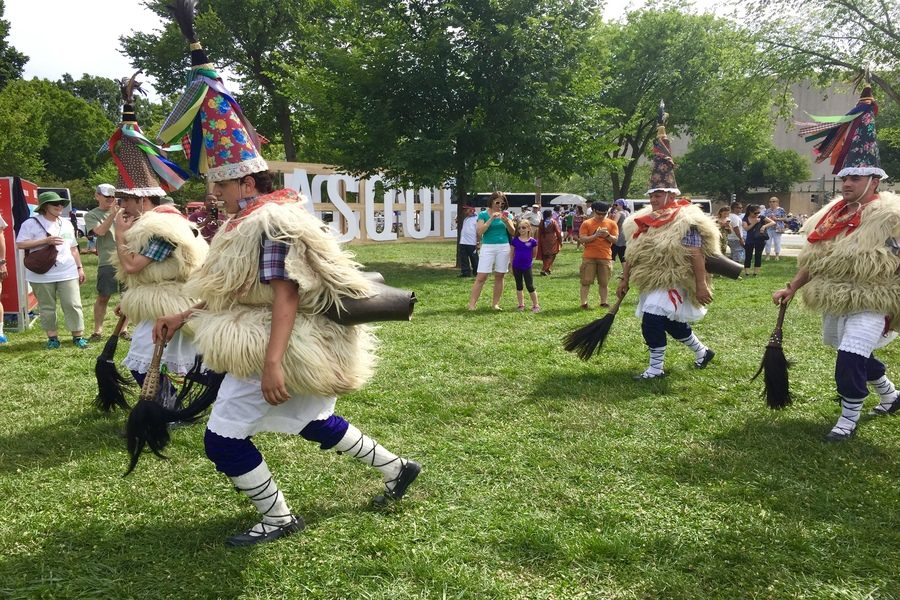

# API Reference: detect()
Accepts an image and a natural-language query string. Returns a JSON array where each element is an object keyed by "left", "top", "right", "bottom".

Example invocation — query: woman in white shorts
[{"left": 467, "top": 191, "right": 515, "bottom": 311}]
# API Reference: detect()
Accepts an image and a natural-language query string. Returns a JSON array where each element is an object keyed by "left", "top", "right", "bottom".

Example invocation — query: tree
[
  {"left": 0, "top": 79, "right": 112, "bottom": 181},
  {"left": 679, "top": 141, "right": 809, "bottom": 201},
  {"left": 121, "top": 0, "right": 340, "bottom": 162},
  {"left": 0, "top": 0, "right": 26, "bottom": 90},
  {"left": 300, "top": 0, "right": 616, "bottom": 207},
  {"left": 747, "top": 0, "right": 900, "bottom": 106},
  {"left": 57, "top": 74, "right": 123, "bottom": 123},
  {"left": 593, "top": 7, "right": 793, "bottom": 198}
]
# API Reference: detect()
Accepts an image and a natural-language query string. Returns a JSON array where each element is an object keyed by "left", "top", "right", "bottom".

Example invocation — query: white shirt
[
  {"left": 525, "top": 210, "right": 541, "bottom": 226},
  {"left": 460, "top": 214, "right": 479, "bottom": 245},
  {"left": 727, "top": 213, "right": 744, "bottom": 241},
  {"left": 15, "top": 214, "right": 78, "bottom": 283}
]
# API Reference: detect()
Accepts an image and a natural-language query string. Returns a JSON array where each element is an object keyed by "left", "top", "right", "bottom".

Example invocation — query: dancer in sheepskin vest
[
  {"left": 151, "top": 1, "right": 420, "bottom": 547},
  {"left": 774, "top": 86, "right": 900, "bottom": 441},
  {"left": 615, "top": 102, "right": 718, "bottom": 380},
  {"left": 114, "top": 201, "right": 208, "bottom": 404}
]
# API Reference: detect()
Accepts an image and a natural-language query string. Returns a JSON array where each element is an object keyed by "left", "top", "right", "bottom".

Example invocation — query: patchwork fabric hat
[
  {"left": 157, "top": 0, "right": 267, "bottom": 183},
  {"left": 98, "top": 72, "right": 190, "bottom": 198},
  {"left": 797, "top": 85, "right": 888, "bottom": 180},
  {"left": 647, "top": 100, "right": 680, "bottom": 195}
]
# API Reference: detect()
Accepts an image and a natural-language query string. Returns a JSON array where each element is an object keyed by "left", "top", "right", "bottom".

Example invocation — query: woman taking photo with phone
[
  {"left": 742, "top": 203, "right": 776, "bottom": 277},
  {"left": 467, "top": 191, "right": 515, "bottom": 311}
]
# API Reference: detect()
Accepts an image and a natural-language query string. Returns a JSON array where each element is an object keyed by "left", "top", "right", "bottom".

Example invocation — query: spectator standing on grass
[
  {"left": 468, "top": 191, "right": 515, "bottom": 310},
  {"left": 763, "top": 196, "right": 788, "bottom": 260},
  {"left": 0, "top": 214, "right": 8, "bottom": 344},
  {"left": 510, "top": 220, "right": 540, "bottom": 312},
  {"left": 458, "top": 205, "right": 479, "bottom": 277},
  {"left": 524, "top": 203, "right": 542, "bottom": 227},
  {"left": 537, "top": 209, "right": 562, "bottom": 275},
  {"left": 611, "top": 199, "right": 629, "bottom": 266},
  {"left": 726, "top": 200, "right": 745, "bottom": 264},
  {"left": 571, "top": 205, "right": 585, "bottom": 248},
  {"left": 15, "top": 192, "right": 88, "bottom": 349},
  {"left": 579, "top": 201, "right": 618, "bottom": 309},
  {"left": 84, "top": 183, "right": 129, "bottom": 341},
  {"left": 742, "top": 204, "right": 776, "bottom": 277}
]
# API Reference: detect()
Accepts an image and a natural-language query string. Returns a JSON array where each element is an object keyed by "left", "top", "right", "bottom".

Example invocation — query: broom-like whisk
[
  {"left": 563, "top": 294, "right": 627, "bottom": 360},
  {"left": 752, "top": 300, "right": 793, "bottom": 409}
]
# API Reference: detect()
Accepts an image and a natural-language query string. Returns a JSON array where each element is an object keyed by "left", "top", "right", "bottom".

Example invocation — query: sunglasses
[{"left": 46, "top": 201, "right": 67, "bottom": 207}]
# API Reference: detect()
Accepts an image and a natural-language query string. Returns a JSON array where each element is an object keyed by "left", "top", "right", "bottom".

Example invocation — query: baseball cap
[
  {"left": 614, "top": 198, "right": 627, "bottom": 207},
  {"left": 532, "top": 203, "right": 540, "bottom": 208},
  {"left": 96, "top": 184, "right": 116, "bottom": 197}
]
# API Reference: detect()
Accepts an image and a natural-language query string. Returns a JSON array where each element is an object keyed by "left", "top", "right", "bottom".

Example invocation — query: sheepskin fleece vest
[
  {"left": 622, "top": 204, "right": 721, "bottom": 305},
  {"left": 184, "top": 192, "right": 378, "bottom": 396},
  {"left": 115, "top": 210, "right": 208, "bottom": 323},
  {"left": 798, "top": 191, "right": 900, "bottom": 322}
]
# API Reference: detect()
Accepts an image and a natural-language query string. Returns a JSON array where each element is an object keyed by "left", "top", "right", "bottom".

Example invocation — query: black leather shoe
[
  {"left": 376, "top": 460, "right": 422, "bottom": 505},
  {"left": 695, "top": 349, "right": 715, "bottom": 369},
  {"left": 869, "top": 391, "right": 900, "bottom": 416},
  {"left": 226, "top": 515, "right": 305, "bottom": 547},
  {"left": 823, "top": 429, "right": 855, "bottom": 443}
]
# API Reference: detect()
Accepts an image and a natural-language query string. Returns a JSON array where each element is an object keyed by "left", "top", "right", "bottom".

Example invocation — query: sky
[{"left": 7, "top": 0, "right": 726, "bottom": 98}]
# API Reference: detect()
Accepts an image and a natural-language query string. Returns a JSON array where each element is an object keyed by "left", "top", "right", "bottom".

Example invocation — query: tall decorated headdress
[
  {"left": 796, "top": 85, "right": 888, "bottom": 180},
  {"left": 157, "top": 0, "right": 267, "bottom": 182},
  {"left": 647, "top": 100, "right": 680, "bottom": 195},
  {"left": 99, "top": 72, "right": 191, "bottom": 197}
]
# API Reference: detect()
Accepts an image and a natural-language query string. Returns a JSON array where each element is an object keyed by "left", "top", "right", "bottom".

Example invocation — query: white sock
[
  {"left": 230, "top": 461, "right": 294, "bottom": 532},
  {"left": 642, "top": 346, "right": 666, "bottom": 376},
  {"left": 830, "top": 396, "right": 864, "bottom": 436},
  {"left": 870, "top": 376, "right": 898, "bottom": 411},
  {"left": 335, "top": 424, "right": 404, "bottom": 488},
  {"left": 677, "top": 333, "right": 708, "bottom": 361}
]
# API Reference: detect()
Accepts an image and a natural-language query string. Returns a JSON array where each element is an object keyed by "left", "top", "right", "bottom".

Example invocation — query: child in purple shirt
[{"left": 510, "top": 221, "right": 541, "bottom": 313}]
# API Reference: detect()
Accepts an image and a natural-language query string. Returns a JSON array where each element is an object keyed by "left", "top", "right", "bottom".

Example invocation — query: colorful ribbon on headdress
[
  {"left": 796, "top": 96, "right": 878, "bottom": 176},
  {"left": 157, "top": 68, "right": 263, "bottom": 177},
  {"left": 99, "top": 123, "right": 190, "bottom": 192}
]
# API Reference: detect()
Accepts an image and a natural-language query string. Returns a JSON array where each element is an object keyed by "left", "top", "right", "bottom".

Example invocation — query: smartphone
[{"left": 502, "top": 210, "right": 509, "bottom": 218}]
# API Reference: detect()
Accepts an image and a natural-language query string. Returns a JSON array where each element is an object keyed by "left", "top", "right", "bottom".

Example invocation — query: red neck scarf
[
  {"left": 225, "top": 188, "right": 302, "bottom": 232},
  {"left": 807, "top": 198, "right": 873, "bottom": 243},
  {"left": 632, "top": 198, "right": 691, "bottom": 239}
]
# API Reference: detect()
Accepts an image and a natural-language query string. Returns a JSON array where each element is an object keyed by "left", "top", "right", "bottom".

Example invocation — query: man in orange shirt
[{"left": 579, "top": 201, "right": 618, "bottom": 309}]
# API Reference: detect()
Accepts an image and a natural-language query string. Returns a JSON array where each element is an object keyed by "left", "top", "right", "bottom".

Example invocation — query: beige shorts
[{"left": 580, "top": 258, "right": 612, "bottom": 286}]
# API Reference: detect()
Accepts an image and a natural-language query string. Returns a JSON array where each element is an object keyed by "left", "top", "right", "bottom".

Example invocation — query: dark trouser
[
  {"left": 640, "top": 312, "right": 691, "bottom": 348},
  {"left": 204, "top": 414, "right": 350, "bottom": 477},
  {"left": 459, "top": 244, "right": 478, "bottom": 276},
  {"left": 836, "top": 352, "right": 886, "bottom": 398},
  {"left": 513, "top": 267, "right": 535, "bottom": 292},
  {"left": 612, "top": 245, "right": 626, "bottom": 263},
  {"left": 744, "top": 239, "right": 765, "bottom": 268}
]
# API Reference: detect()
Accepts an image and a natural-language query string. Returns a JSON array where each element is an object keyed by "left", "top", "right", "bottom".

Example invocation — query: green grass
[{"left": 1, "top": 242, "right": 898, "bottom": 599}]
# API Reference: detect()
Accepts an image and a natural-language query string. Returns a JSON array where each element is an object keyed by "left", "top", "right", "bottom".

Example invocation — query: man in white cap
[
  {"left": 525, "top": 203, "right": 542, "bottom": 227},
  {"left": 84, "top": 183, "right": 127, "bottom": 341}
]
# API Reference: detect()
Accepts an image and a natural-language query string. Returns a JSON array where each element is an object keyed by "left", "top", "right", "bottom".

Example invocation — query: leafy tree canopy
[
  {"left": 746, "top": 0, "right": 900, "bottom": 105},
  {"left": 121, "top": 0, "right": 340, "bottom": 161},
  {"left": 0, "top": 0, "right": 26, "bottom": 90},
  {"left": 300, "top": 0, "right": 616, "bottom": 205},
  {"left": 595, "top": 5, "right": 794, "bottom": 198}
]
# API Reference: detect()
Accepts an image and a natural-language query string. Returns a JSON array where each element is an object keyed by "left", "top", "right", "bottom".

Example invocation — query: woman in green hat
[{"left": 15, "top": 191, "right": 89, "bottom": 349}]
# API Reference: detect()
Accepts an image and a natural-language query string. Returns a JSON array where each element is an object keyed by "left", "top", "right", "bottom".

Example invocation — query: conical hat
[
  {"left": 99, "top": 72, "right": 190, "bottom": 197},
  {"left": 796, "top": 85, "right": 888, "bottom": 180},
  {"left": 157, "top": 0, "right": 267, "bottom": 183},
  {"left": 647, "top": 101, "right": 680, "bottom": 195}
]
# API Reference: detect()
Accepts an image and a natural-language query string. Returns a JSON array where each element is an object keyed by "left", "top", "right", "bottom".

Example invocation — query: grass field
[{"left": 0, "top": 241, "right": 898, "bottom": 599}]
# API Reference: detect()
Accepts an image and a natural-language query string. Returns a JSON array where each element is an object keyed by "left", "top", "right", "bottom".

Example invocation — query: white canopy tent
[{"left": 549, "top": 193, "right": 587, "bottom": 206}]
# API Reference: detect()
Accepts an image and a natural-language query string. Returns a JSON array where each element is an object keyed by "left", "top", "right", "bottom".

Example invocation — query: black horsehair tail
[{"left": 169, "top": 0, "right": 200, "bottom": 43}]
